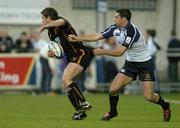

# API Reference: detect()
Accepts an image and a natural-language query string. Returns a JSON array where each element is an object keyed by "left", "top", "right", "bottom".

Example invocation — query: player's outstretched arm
[
  {"left": 93, "top": 45, "right": 127, "bottom": 57},
  {"left": 39, "top": 19, "right": 65, "bottom": 33},
  {"left": 68, "top": 33, "right": 104, "bottom": 42}
]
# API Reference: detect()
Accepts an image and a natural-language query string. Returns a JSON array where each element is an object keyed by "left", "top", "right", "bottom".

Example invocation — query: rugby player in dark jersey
[
  {"left": 39, "top": 7, "right": 94, "bottom": 120},
  {"left": 69, "top": 9, "right": 171, "bottom": 122}
]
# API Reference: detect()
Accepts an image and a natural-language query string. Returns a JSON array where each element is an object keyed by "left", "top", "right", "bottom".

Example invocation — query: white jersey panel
[{"left": 125, "top": 33, "right": 151, "bottom": 62}]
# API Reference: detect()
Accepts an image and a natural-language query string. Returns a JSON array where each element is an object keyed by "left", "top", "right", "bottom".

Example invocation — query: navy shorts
[{"left": 120, "top": 59, "right": 155, "bottom": 81}]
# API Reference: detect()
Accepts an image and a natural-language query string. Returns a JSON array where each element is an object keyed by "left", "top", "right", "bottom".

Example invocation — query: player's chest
[
  {"left": 113, "top": 28, "right": 127, "bottom": 44},
  {"left": 49, "top": 30, "right": 66, "bottom": 42}
]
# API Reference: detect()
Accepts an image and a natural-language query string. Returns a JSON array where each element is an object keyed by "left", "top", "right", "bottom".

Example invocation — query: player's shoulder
[
  {"left": 59, "top": 16, "right": 70, "bottom": 25},
  {"left": 104, "top": 24, "right": 117, "bottom": 33},
  {"left": 54, "top": 16, "right": 71, "bottom": 31},
  {"left": 109, "top": 24, "right": 117, "bottom": 27},
  {"left": 125, "top": 23, "right": 141, "bottom": 35},
  {"left": 58, "top": 16, "right": 66, "bottom": 21},
  {"left": 125, "top": 23, "right": 135, "bottom": 32},
  {"left": 109, "top": 24, "right": 117, "bottom": 30}
]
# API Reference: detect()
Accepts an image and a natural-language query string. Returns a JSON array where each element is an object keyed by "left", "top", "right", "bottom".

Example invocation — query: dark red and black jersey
[
  {"left": 47, "top": 17, "right": 94, "bottom": 69},
  {"left": 48, "top": 17, "right": 83, "bottom": 58}
]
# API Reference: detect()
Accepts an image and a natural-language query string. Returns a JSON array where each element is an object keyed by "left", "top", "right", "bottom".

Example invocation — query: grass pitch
[{"left": 0, "top": 93, "right": 180, "bottom": 128}]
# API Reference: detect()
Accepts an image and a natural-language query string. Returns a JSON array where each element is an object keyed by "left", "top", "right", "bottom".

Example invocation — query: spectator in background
[
  {"left": 167, "top": 30, "right": 180, "bottom": 82},
  {"left": 101, "top": 37, "right": 119, "bottom": 83},
  {"left": 151, "top": 29, "right": 161, "bottom": 51},
  {"left": 100, "top": 37, "right": 124, "bottom": 93},
  {"left": 146, "top": 29, "right": 161, "bottom": 60},
  {"left": 30, "top": 30, "right": 53, "bottom": 94},
  {"left": 0, "top": 30, "right": 14, "bottom": 53},
  {"left": 15, "top": 31, "right": 33, "bottom": 53},
  {"left": 96, "top": 36, "right": 107, "bottom": 83},
  {"left": 145, "top": 29, "right": 161, "bottom": 93}
]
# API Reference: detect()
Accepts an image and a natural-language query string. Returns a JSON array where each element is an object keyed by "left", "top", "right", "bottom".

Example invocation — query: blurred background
[{"left": 0, "top": 0, "right": 180, "bottom": 94}]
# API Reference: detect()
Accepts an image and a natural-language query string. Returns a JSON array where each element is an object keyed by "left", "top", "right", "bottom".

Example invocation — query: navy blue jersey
[
  {"left": 101, "top": 23, "right": 151, "bottom": 62},
  {"left": 102, "top": 23, "right": 140, "bottom": 48}
]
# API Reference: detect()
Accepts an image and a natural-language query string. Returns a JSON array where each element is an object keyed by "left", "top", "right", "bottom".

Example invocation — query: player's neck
[
  {"left": 118, "top": 21, "right": 129, "bottom": 28},
  {"left": 122, "top": 21, "right": 130, "bottom": 28}
]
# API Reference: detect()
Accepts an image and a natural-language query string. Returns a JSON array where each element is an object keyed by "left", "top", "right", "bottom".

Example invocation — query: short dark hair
[
  {"left": 150, "top": 29, "right": 156, "bottom": 37},
  {"left": 41, "top": 7, "right": 59, "bottom": 20},
  {"left": 146, "top": 29, "right": 157, "bottom": 37},
  {"left": 116, "top": 9, "right": 131, "bottom": 21}
]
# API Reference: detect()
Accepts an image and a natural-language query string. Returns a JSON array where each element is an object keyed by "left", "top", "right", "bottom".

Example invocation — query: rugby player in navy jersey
[
  {"left": 68, "top": 9, "right": 171, "bottom": 122},
  {"left": 39, "top": 7, "right": 94, "bottom": 120}
]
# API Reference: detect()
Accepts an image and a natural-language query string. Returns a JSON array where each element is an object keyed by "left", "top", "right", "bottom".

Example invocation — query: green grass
[{"left": 0, "top": 93, "right": 180, "bottom": 128}]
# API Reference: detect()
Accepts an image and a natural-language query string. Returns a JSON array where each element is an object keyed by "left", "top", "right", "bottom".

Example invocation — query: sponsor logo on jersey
[
  {"left": 125, "top": 36, "right": 132, "bottom": 44},
  {"left": 144, "top": 73, "right": 151, "bottom": 80}
]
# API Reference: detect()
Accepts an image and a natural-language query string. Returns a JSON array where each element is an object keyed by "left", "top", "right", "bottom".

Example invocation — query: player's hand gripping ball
[{"left": 48, "top": 41, "right": 64, "bottom": 59}]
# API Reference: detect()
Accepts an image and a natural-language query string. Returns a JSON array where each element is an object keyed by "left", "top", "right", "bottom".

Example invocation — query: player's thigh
[
  {"left": 141, "top": 81, "right": 155, "bottom": 99},
  {"left": 110, "top": 73, "right": 133, "bottom": 94},
  {"left": 63, "top": 62, "right": 84, "bottom": 86}
]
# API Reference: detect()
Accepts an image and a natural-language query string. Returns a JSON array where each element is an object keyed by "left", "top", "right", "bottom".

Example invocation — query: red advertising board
[{"left": 0, "top": 54, "right": 36, "bottom": 86}]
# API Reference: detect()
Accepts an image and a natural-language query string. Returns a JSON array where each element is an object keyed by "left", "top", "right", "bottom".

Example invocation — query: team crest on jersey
[
  {"left": 114, "top": 32, "right": 120, "bottom": 36},
  {"left": 125, "top": 37, "right": 132, "bottom": 44},
  {"left": 114, "top": 29, "right": 127, "bottom": 44},
  {"left": 114, "top": 29, "right": 121, "bottom": 36}
]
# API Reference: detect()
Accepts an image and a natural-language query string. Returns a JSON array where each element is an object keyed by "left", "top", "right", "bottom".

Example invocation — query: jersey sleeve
[
  {"left": 58, "top": 17, "right": 70, "bottom": 31},
  {"left": 101, "top": 25, "right": 116, "bottom": 39},
  {"left": 64, "top": 19, "right": 69, "bottom": 28},
  {"left": 121, "top": 25, "right": 140, "bottom": 48}
]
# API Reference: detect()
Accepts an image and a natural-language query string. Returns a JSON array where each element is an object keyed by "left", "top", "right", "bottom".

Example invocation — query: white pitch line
[{"left": 166, "top": 99, "right": 180, "bottom": 105}]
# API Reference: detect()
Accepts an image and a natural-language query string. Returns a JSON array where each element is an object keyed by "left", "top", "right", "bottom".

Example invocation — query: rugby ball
[{"left": 48, "top": 41, "right": 64, "bottom": 59}]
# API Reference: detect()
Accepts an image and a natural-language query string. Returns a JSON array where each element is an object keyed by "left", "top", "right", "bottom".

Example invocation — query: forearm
[
  {"left": 77, "top": 33, "right": 103, "bottom": 42},
  {"left": 44, "top": 19, "right": 64, "bottom": 28},
  {"left": 102, "top": 49, "right": 123, "bottom": 57}
]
